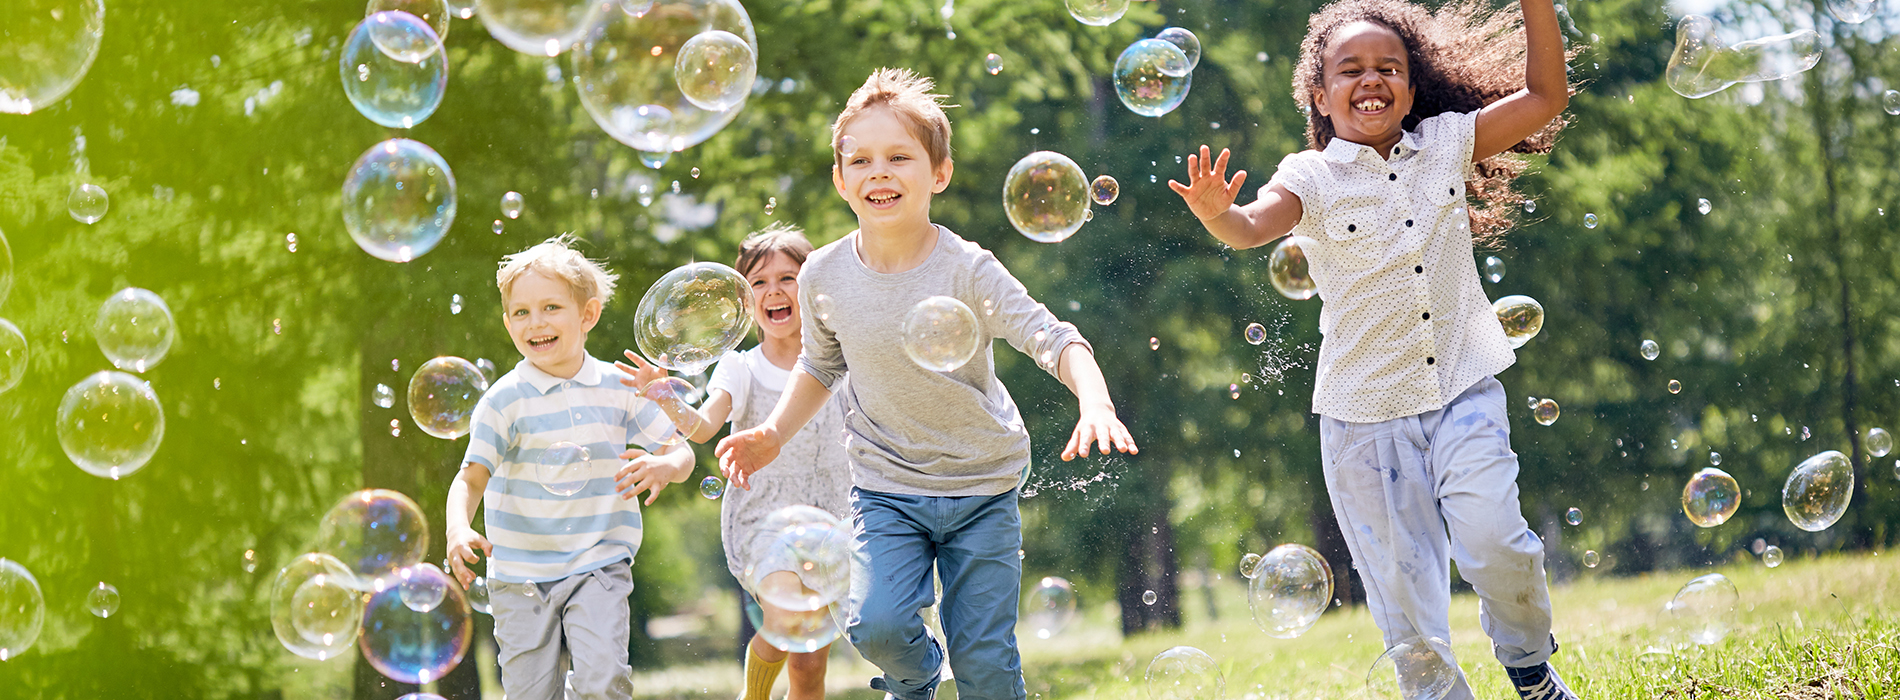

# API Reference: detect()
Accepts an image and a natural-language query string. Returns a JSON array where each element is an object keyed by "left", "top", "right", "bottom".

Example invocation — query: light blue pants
[
  {"left": 846, "top": 488, "right": 1026, "bottom": 700},
  {"left": 1319, "top": 376, "right": 1557, "bottom": 699}
]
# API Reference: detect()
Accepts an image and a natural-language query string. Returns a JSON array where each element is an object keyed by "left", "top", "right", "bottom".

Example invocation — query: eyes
[
  {"left": 749, "top": 274, "right": 797, "bottom": 288},
  {"left": 847, "top": 154, "right": 912, "bottom": 166},
  {"left": 509, "top": 303, "right": 563, "bottom": 317}
]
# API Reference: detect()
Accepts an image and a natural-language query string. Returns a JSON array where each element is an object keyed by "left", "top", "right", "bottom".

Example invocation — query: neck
[
  {"left": 533, "top": 352, "right": 586, "bottom": 379},
  {"left": 855, "top": 218, "right": 938, "bottom": 273},
  {"left": 758, "top": 333, "right": 800, "bottom": 370}
]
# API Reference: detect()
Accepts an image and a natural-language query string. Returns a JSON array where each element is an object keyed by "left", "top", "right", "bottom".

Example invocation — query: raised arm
[
  {"left": 713, "top": 369, "right": 834, "bottom": 490},
  {"left": 616, "top": 350, "right": 728, "bottom": 444},
  {"left": 1472, "top": 0, "right": 1569, "bottom": 162},
  {"left": 1169, "top": 145, "right": 1305, "bottom": 250}
]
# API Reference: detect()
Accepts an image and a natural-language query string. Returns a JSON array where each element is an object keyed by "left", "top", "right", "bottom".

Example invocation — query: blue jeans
[{"left": 846, "top": 488, "right": 1025, "bottom": 700}]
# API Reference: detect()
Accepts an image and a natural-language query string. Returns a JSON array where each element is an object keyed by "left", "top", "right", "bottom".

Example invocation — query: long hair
[{"left": 1292, "top": 0, "right": 1577, "bottom": 243}]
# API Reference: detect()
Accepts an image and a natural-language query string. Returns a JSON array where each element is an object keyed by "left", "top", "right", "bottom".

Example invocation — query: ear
[
  {"left": 580, "top": 296, "right": 603, "bottom": 332},
  {"left": 832, "top": 163, "right": 846, "bottom": 199},
  {"left": 931, "top": 157, "right": 954, "bottom": 194}
]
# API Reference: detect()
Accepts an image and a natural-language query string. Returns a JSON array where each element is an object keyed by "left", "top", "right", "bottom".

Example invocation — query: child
[
  {"left": 715, "top": 68, "right": 1138, "bottom": 700},
  {"left": 445, "top": 235, "right": 697, "bottom": 700},
  {"left": 1169, "top": 0, "right": 1577, "bottom": 698},
  {"left": 617, "top": 223, "right": 852, "bottom": 700}
]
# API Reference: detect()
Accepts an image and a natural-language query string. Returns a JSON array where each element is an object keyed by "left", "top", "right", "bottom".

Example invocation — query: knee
[
  {"left": 848, "top": 614, "right": 911, "bottom": 659},
  {"left": 1460, "top": 522, "right": 1543, "bottom": 570},
  {"left": 786, "top": 649, "right": 829, "bottom": 678},
  {"left": 569, "top": 661, "right": 632, "bottom": 700}
]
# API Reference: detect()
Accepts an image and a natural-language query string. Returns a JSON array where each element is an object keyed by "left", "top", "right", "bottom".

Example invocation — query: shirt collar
[
  {"left": 1322, "top": 127, "right": 1427, "bottom": 163},
  {"left": 516, "top": 353, "right": 606, "bottom": 395}
]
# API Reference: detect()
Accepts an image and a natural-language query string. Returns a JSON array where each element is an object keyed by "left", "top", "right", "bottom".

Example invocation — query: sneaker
[{"left": 1505, "top": 663, "right": 1578, "bottom": 700}]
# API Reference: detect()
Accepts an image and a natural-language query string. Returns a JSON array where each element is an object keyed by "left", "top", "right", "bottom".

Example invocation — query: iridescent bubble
[
  {"left": 1697, "top": 198, "right": 1712, "bottom": 215},
  {"left": 0, "top": 0, "right": 105, "bottom": 114},
  {"left": 636, "top": 376, "right": 699, "bottom": 445},
  {"left": 342, "top": 139, "right": 458, "bottom": 263},
  {"left": 1492, "top": 295, "right": 1543, "bottom": 348},
  {"left": 1142, "top": 590, "right": 1157, "bottom": 606},
  {"left": 538, "top": 441, "right": 593, "bottom": 497},
  {"left": 1270, "top": 236, "right": 1318, "bottom": 300},
  {"left": 1065, "top": 0, "right": 1128, "bottom": 25},
  {"left": 1885, "top": 90, "right": 1900, "bottom": 116},
  {"left": 374, "top": 383, "right": 396, "bottom": 409},
  {"left": 491, "top": 219, "right": 504, "bottom": 234},
  {"left": 68, "top": 183, "right": 109, "bottom": 224},
  {"left": 744, "top": 596, "right": 841, "bottom": 653},
  {"left": 0, "top": 319, "right": 27, "bottom": 395},
  {"left": 95, "top": 288, "right": 175, "bottom": 373},
  {"left": 85, "top": 582, "right": 119, "bottom": 618},
  {"left": 243, "top": 549, "right": 259, "bottom": 574},
  {"left": 1003, "top": 151, "right": 1090, "bottom": 243},
  {"left": 1668, "top": 573, "right": 1738, "bottom": 645},
  {"left": 1148, "top": 337, "right": 1160, "bottom": 351},
  {"left": 341, "top": 12, "right": 447, "bottom": 129},
  {"left": 634, "top": 262, "right": 755, "bottom": 375},
  {"left": 1229, "top": 384, "right": 1241, "bottom": 400},
  {"left": 1761, "top": 545, "right": 1783, "bottom": 568},
  {"left": 317, "top": 489, "right": 430, "bottom": 590},
  {"left": 1090, "top": 175, "right": 1120, "bottom": 206},
  {"left": 398, "top": 564, "right": 448, "bottom": 613},
  {"left": 1783, "top": 450, "right": 1853, "bottom": 532},
  {"left": 479, "top": 0, "right": 606, "bottom": 56},
  {"left": 57, "top": 371, "right": 165, "bottom": 480},
  {"left": 465, "top": 576, "right": 491, "bottom": 614},
  {"left": 1710, "top": 452, "right": 1722, "bottom": 466},
  {"left": 475, "top": 358, "right": 498, "bottom": 384},
  {"left": 1668, "top": 379, "right": 1682, "bottom": 394},
  {"left": 699, "top": 475, "right": 724, "bottom": 499},
  {"left": 360, "top": 562, "right": 472, "bottom": 684},
  {"left": 1145, "top": 646, "right": 1223, "bottom": 700},
  {"left": 1525, "top": 396, "right": 1539, "bottom": 410},
  {"left": 903, "top": 296, "right": 981, "bottom": 373},
  {"left": 1666, "top": 16, "right": 1821, "bottom": 99},
  {"left": 0, "top": 559, "right": 45, "bottom": 661},
  {"left": 690, "top": 166, "right": 700, "bottom": 178},
  {"left": 1483, "top": 256, "right": 1505, "bottom": 283},
  {"left": 1827, "top": 0, "right": 1876, "bottom": 24},
  {"left": 1533, "top": 399, "right": 1559, "bottom": 426},
  {"left": 572, "top": 0, "right": 755, "bottom": 153},
  {"left": 1156, "top": 27, "right": 1201, "bottom": 73},
  {"left": 1244, "top": 322, "right": 1267, "bottom": 346},
  {"left": 1113, "top": 39, "right": 1191, "bottom": 117},
  {"left": 985, "top": 53, "right": 1003, "bottom": 75},
  {"left": 500, "top": 191, "right": 524, "bottom": 219},
  {"left": 1866, "top": 427, "right": 1892, "bottom": 457},
  {"left": 1023, "top": 576, "right": 1076, "bottom": 639},
  {"left": 1583, "top": 213, "right": 1598, "bottom": 229},
  {"left": 1522, "top": 199, "right": 1536, "bottom": 214},
  {"left": 748, "top": 507, "right": 852, "bottom": 612},
  {"left": 1565, "top": 507, "right": 1581, "bottom": 526},
  {"left": 1681, "top": 467, "right": 1740, "bottom": 527},
  {"left": 366, "top": 0, "right": 451, "bottom": 61},
  {"left": 674, "top": 29, "right": 755, "bottom": 112},
  {"left": 1238, "top": 553, "right": 1262, "bottom": 579},
  {"left": 408, "top": 356, "right": 488, "bottom": 440},
  {"left": 1582, "top": 550, "right": 1600, "bottom": 568},
  {"left": 270, "top": 553, "right": 363, "bottom": 660},
  {"left": 1364, "top": 635, "right": 1457, "bottom": 700},
  {"left": 1248, "top": 543, "right": 1331, "bottom": 639},
  {"left": 1641, "top": 339, "right": 1660, "bottom": 360}
]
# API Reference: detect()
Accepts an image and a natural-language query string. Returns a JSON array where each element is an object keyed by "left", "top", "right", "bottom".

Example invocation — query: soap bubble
[
  {"left": 270, "top": 553, "right": 363, "bottom": 660},
  {"left": 748, "top": 509, "right": 853, "bottom": 612},
  {"left": 1090, "top": 175, "right": 1120, "bottom": 205},
  {"left": 1155, "top": 27, "right": 1201, "bottom": 72},
  {"left": 903, "top": 296, "right": 981, "bottom": 372},
  {"left": 1144, "top": 646, "right": 1223, "bottom": 700},
  {"left": 1668, "top": 573, "right": 1738, "bottom": 645},
  {"left": 95, "top": 288, "right": 175, "bottom": 373},
  {"left": 699, "top": 475, "right": 724, "bottom": 499},
  {"left": 1666, "top": 16, "right": 1821, "bottom": 99},
  {"left": 1113, "top": 39, "right": 1192, "bottom": 117},
  {"left": 634, "top": 262, "right": 755, "bottom": 375},
  {"left": 637, "top": 376, "right": 702, "bottom": 445},
  {"left": 537, "top": 441, "right": 593, "bottom": 497},
  {"left": 1697, "top": 198, "right": 1712, "bottom": 215},
  {"left": 1668, "top": 379, "right": 1682, "bottom": 394},
  {"left": 1248, "top": 543, "right": 1332, "bottom": 639},
  {"left": 1522, "top": 199, "right": 1536, "bottom": 214},
  {"left": 1783, "top": 450, "right": 1853, "bottom": 532},
  {"left": 1065, "top": 0, "right": 1128, "bottom": 26},
  {"left": 374, "top": 383, "right": 396, "bottom": 409},
  {"left": 985, "top": 53, "right": 1003, "bottom": 75},
  {"left": 838, "top": 136, "right": 859, "bottom": 158},
  {"left": 0, "top": 0, "right": 105, "bottom": 114},
  {"left": 465, "top": 577, "right": 491, "bottom": 614},
  {"left": 1483, "top": 256, "right": 1505, "bottom": 283},
  {"left": 1228, "top": 384, "right": 1241, "bottom": 400},
  {"left": 1761, "top": 546, "right": 1783, "bottom": 567},
  {"left": 1492, "top": 295, "right": 1543, "bottom": 348},
  {"left": 0, "top": 229, "right": 11, "bottom": 308},
  {"left": 1583, "top": 213, "right": 1598, "bottom": 229},
  {"left": 366, "top": 0, "right": 451, "bottom": 61},
  {"left": 1885, "top": 90, "right": 1900, "bottom": 116},
  {"left": 501, "top": 191, "right": 524, "bottom": 219},
  {"left": 1565, "top": 507, "right": 1582, "bottom": 526},
  {"left": 360, "top": 562, "right": 472, "bottom": 684},
  {"left": 744, "top": 596, "right": 841, "bottom": 653},
  {"left": 68, "top": 183, "right": 109, "bottom": 223},
  {"left": 1681, "top": 467, "right": 1740, "bottom": 527},
  {"left": 407, "top": 356, "right": 489, "bottom": 439},
  {"left": 572, "top": 0, "right": 756, "bottom": 153},
  {"left": 1023, "top": 576, "right": 1077, "bottom": 639},
  {"left": 1365, "top": 635, "right": 1457, "bottom": 700},
  {"left": 342, "top": 12, "right": 447, "bottom": 128},
  {"left": 398, "top": 564, "right": 448, "bottom": 613},
  {"left": 479, "top": 0, "right": 607, "bottom": 56},
  {"left": 1532, "top": 399, "right": 1559, "bottom": 426},
  {"left": 1641, "top": 339, "right": 1660, "bottom": 360},
  {"left": 1582, "top": 550, "right": 1600, "bottom": 568},
  {"left": 1826, "top": 0, "right": 1876, "bottom": 23},
  {"left": 1244, "top": 323, "right": 1267, "bottom": 345},
  {"left": 475, "top": 358, "right": 498, "bottom": 384},
  {"left": 1238, "top": 553, "right": 1262, "bottom": 578},
  {"left": 317, "top": 489, "right": 430, "bottom": 590},
  {"left": 1149, "top": 337, "right": 1160, "bottom": 351},
  {"left": 1270, "top": 236, "right": 1318, "bottom": 300},
  {"left": 342, "top": 139, "right": 458, "bottom": 263},
  {"left": 639, "top": 146, "right": 674, "bottom": 169},
  {"left": 1142, "top": 590, "right": 1158, "bottom": 605},
  {"left": 1525, "top": 396, "right": 1539, "bottom": 410},
  {"left": 0, "top": 559, "right": 45, "bottom": 661},
  {"left": 0, "top": 319, "right": 27, "bottom": 395},
  {"left": 675, "top": 29, "right": 755, "bottom": 112},
  {"left": 1003, "top": 151, "right": 1090, "bottom": 243},
  {"left": 85, "top": 582, "right": 119, "bottom": 618},
  {"left": 57, "top": 371, "right": 166, "bottom": 480},
  {"left": 1866, "top": 427, "right": 1892, "bottom": 457},
  {"left": 449, "top": 294, "right": 463, "bottom": 314}
]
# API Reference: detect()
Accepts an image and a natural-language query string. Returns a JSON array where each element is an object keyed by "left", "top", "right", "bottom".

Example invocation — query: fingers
[
  {"left": 1211, "top": 148, "right": 1231, "bottom": 182},
  {"left": 1060, "top": 429, "right": 1082, "bottom": 462},
  {"left": 1227, "top": 169, "right": 1248, "bottom": 196},
  {"left": 618, "top": 447, "right": 649, "bottom": 461},
  {"left": 1167, "top": 179, "right": 1192, "bottom": 197},
  {"left": 643, "top": 481, "right": 666, "bottom": 506},
  {"left": 622, "top": 350, "right": 656, "bottom": 372},
  {"left": 1200, "top": 144, "right": 1213, "bottom": 179}
]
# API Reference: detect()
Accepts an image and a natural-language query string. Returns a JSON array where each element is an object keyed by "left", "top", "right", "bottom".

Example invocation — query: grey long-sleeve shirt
[{"left": 796, "top": 225, "right": 1090, "bottom": 497}]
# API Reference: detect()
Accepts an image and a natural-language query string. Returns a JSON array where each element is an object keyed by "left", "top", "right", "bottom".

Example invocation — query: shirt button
[
  {"left": 1388, "top": 173, "right": 1397, "bottom": 181},
  {"left": 1426, "top": 357, "right": 1436, "bottom": 365},
  {"left": 1348, "top": 224, "right": 1357, "bottom": 232},
  {"left": 1415, "top": 265, "right": 1424, "bottom": 273},
  {"left": 1405, "top": 220, "right": 1414, "bottom": 227},
  {"left": 1422, "top": 312, "right": 1431, "bottom": 320}
]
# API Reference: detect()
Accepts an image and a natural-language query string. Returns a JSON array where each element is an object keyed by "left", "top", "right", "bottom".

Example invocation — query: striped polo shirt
[{"left": 462, "top": 354, "right": 676, "bottom": 583}]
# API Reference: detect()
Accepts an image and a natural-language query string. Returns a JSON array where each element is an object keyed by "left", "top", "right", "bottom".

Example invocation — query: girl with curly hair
[{"left": 1169, "top": 0, "right": 1580, "bottom": 697}]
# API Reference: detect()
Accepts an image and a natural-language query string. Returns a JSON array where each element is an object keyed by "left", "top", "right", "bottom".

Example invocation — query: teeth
[{"left": 1357, "top": 99, "right": 1386, "bottom": 110}]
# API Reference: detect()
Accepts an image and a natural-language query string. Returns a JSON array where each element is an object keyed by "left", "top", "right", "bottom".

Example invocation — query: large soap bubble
[
  {"left": 367, "top": 0, "right": 451, "bottom": 59},
  {"left": 0, "top": 0, "right": 105, "bottom": 114},
  {"left": 536, "top": 441, "right": 592, "bottom": 496},
  {"left": 479, "top": 0, "right": 607, "bottom": 56},
  {"left": 1064, "top": 0, "right": 1128, "bottom": 26},
  {"left": 1155, "top": 27, "right": 1201, "bottom": 72},
  {"left": 1144, "top": 646, "right": 1223, "bottom": 700},
  {"left": 1666, "top": 16, "right": 1821, "bottom": 99},
  {"left": 270, "top": 553, "right": 364, "bottom": 660},
  {"left": 342, "top": 12, "right": 447, "bottom": 128},
  {"left": 1668, "top": 572, "right": 1738, "bottom": 645},
  {"left": 634, "top": 262, "right": 755, "bottom": 375},
  {"left": 743, "top": 596, "right": 842, "bottom": 653},
  {"left": 57, "top": 371, "right": 165, "bottom": 480},
  {"left": 0, "top": 319, "right": 25, "bottom": 395},
  {"left": 317, "top": 489, "right": 430, "bottom": 590},
  {"left": 1270, "top": 236, "right": 1318, "bottom": 300},
  {"left": 1114, "top": 39, "right": 1192, "bottom": 118},
  {"left": 1492, "top": 295, "right": 1544, "bottom": 348},
  {"left": 1004, "top": 151, "right": 1090, "bottom": 243},
  {"left": 360, "top": 562, "right": 472, "bottom": 684},
  {"left": 343, "top": 139, "right": 458, "bottom": 263},
  {"left": 1023, "top": 576, "right": 1077, "bottom": 639},
  {"left": 1248, "top": 543, "right": 1332, "bottom": 639},
  {"left": 0, "top": 558, "right": 44, "bottom": 661},
  {"left": 675, "top": 29, "right": 755, "bottom": 112},
  {"left": 902, "top": 296, "right": 981, "bottom": 373},
  {"left": 1681, "top": 467, "right": 1740, "bottom": 527},
  {"left": 407, "top": 356, "right": 489, "bottom": 439},
  {"left": 1365, "top": 636, "right": 1458, "bottom": 700},
  {"left": 1783, "top": 450, "right": 1853, "bottom": 532},
  {"left": 748, "top": 508, "right": 852, "bottom": 612},
  {"left": 572, "top": 0, "right": 755, "bottom": 153},
  {"left": 1826, "top": 0, "right": 1876, "bottom": 24},
  {"left": 95, "top": 287, "right": 175, "bottom": 373}
]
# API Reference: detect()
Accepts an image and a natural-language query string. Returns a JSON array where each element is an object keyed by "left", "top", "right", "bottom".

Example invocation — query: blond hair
[
  {"left": 830, "top": 68, "right": 954, "bottom": 170},
  {"left": 734, "top": 223, "right": 815, "bottom": 278},
  {"left": 496, "top": 234, "right": 619, "bottom": 307}
]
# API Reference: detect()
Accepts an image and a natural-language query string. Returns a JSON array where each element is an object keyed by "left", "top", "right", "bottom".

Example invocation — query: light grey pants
[
  {"left": 490, "top": 561, "right": 634, "bottom": 700},
  {"left": 1319, "top": 376, "right": 1556, "bottom": 699}
]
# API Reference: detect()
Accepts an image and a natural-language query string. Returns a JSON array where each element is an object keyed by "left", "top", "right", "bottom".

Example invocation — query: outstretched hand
[
  {"left": 1167, "top": 145, "right": 1248, "bottom": 222},
  {"left": 713, "top": 425, "right": 782, "bottom": 491},
  {"left": 445, "top": 527, "right": 492, "bottom": 589},
  {"left": 614, "top": 350, "right": 671, "bottom": 392},
  {"left": 1061, "top": 406, "right": 1139, "bottom": 461}
]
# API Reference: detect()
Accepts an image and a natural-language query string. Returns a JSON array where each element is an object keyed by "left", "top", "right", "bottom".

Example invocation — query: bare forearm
[
  {"left": 1202, "top": 204, "right": 1272, "bottom": 250},
  {"left": 656, "top": 442, "right": 697, "bottom": 483},
  {"left": 447, "top": 465, "right": 488, "bottom": 531},
  {"left": 1056, "top": 344, "right": 1114, "bottom": 411}
]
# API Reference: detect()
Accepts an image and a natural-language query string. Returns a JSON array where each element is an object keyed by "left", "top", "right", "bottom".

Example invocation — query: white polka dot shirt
[{"left": 1266, "top": 110, "right": 1515, "bottom": 424}]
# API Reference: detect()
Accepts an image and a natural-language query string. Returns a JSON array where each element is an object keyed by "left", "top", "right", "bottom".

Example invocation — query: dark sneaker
[{"left": 1505, "top": 662, "right": 1578, "bottom": 700}]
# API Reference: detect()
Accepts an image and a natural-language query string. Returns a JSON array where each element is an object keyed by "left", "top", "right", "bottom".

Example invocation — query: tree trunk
[{"left": 1117, "top": 508, "right": 1181, "bottom": 635}]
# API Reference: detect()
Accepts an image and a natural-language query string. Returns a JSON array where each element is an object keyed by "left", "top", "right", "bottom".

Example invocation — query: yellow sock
[{"left": 741, "top": 645, "right": 786, "bottom": 700}]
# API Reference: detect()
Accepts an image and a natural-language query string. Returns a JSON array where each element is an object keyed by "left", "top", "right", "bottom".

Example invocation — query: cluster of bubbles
[
  {"left": 342, "top": 11, "right": 447, "bottom": 129},
  {"left": 1023, "top": 576, "right": 1077, "bottom": 639},
  {"left": 742, "top": 506, "right": 855, "bottom": 652},
  {"left": 0, "top": 558, "right": 44, "bottom": 661},
  {"left": 342, "top": 139, "right": 458, "bottom": 263},
  {"left": 1003, "top": 151, "right": 1092, "bottom": 243},
  {"left": 1365, "top": 635, "right": 1458, "bottom": 700},
  {"left": 1492, "top": 295, "right": 1544, "bottom": 348},
  {"left": 1269, "top": 237, "right": 1318, "bottom": 301},
  {"left": 903, "top": 296, "right": 982, "bottom": 372},
  {"left": 1666, "top": 15, "right": 1821, "bottom": 99},
  {"left": 1113, "top": 28, "right": 1200, "bottom": 117},
  {"left": 634, "top": 262, "right": 755, "bottom": 375},
  {"left": 0, "top": 0, "right": 105, "bottom": 114},
  {"left": 1145, "top": 646, "right": 1224, "bottom": 700},
  {"left": 407, "top": 356, "right": 490, "bottom": 439},
  {"left": 1244, "top": 544, "right": 1332, "bottom": 639}
]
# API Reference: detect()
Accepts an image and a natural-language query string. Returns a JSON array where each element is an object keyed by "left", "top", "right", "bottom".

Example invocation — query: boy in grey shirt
[{"left": 716, "top": 68, "right": 1138, "bottom": 700}]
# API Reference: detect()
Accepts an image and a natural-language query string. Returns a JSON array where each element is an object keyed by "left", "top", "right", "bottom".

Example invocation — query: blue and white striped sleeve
[
  {"left": 462, "top": 390, "right": 509, "bottom": 472},
  {"left": 624, "top": 396, "right": 675, "bottom": 453}
]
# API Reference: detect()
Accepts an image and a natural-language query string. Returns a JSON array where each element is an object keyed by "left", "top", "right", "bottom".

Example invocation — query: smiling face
[
  {"left": 743, "top": 250, "right": 802, "bottom": 343},
  {"left": 832, "top": 106, "right": 953, "bottom": 234},
  {"left": 1315, "top": 21, "right": 1416, "bottom": 153},
  {"left": 502, "top": 270, "right": 602, "bottom": 379}
]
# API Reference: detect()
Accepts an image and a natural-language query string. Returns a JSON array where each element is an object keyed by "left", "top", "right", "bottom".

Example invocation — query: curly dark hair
[{"left": 1292, "top": 0, "right": 1577, "bottom": 243}]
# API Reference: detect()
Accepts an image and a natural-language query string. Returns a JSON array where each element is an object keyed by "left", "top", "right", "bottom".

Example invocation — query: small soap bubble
[
  {"left": 465, "top": 576, "right": 490, "bottom": 614},
  {"left": 634, "top": 262, "right": 756, "bottom": 375},
  {"left": 640, "top": 150, "right": 671, "bottom": 169},
  {"left": 243, "top": 549, "right": 259, "bottom": 574},
  {"left": 675, "top": 29, "right": 757, "bottom": 112},
  {"left": 1090, "top": 175, "right": 1120, "bottom": 206},
  {"left": 1492, "top": 295, "right": 1544, "bottom": 348},
  {"left": 95, "top": 288, "right": 175, "bottom": 373},
  {"left": 1365, "top": 636, "right": 1456, "bottom": 700},
  {"left": 397, "top": 564, "right": 448, "bottom": 613},
  {"left": 1113, "top": 39, "right": 1191, "bottom": 117},
  {"left": 1244, "top": 323, "right": 1268, "bottom": 345},
  {"left": 57, "top": 371, "right": 166, "bottom": 480},
  {"left": 1681, "top": 467, "right": 1740, "bottom": 527},
  {"left": 1761, "top": 545, "right": 1784, "bottom": 567},
  {"left": 1270, "top": 237, "right": 1318, "bottom": 300},
  {"left": 474, "top": 358, "right": 497, "bottom": 384},
  {"left": 1024, "top": 576, "right": 1077, "bottom": 639},
  {"left": 1582, "top": 550, "right": 1600, "bottom": 568},
  {"left": 272, "top": 318, "right": 284, "bottom": 335},
  {"left": 1065, "top": 0, "right": 1129, "bottom": 26},
  {"left": 286, "top": 233, "right": 299, "bottom": 252},
  {"left": 1885, "top": 90, "right": 1900, "bottom": 116},
  {"left": 699, "top": 475, "right": 725, "bottom": 499},
  {"left": 408, "top": 357, "right": 488, "bottom": 439},
  {"left": 1697, "top": 198, "right": 1712, "bottom": 215},
  {"left": 344, "top": 139, "right": 457, "bottom": 262},
  {"left": 903, "top": 297, "right": 981, "bottom": 372},
  {"left": 1249, "top": 544, "right": 1331, "bottom": 638},
  {"left": 1783, "top": 450, "right": 1852, "bottom": 532},
  {"left": 1483, "top": 256, "right": 1505, "bottom": 283},
  {"left": 985, "top": 53, "right": 1003, "bottom": 75},
  {"left": 690, "top": 167, "right": 700, "bottom": 178},
  {"left": 839, "top": 135, "right": 859, "bottom": 158},
  {"left": 1668, "top": 379, "right": 1682, "bottom": 394},
  {"left": 538, "top": 442, "right": 591, "bottom": 497},
  {"left": 1522, "top": 199, "right": 1536, "bottom": 214},
  {"left": 1565, "top": 507, "right": 1582, "bottom": 526},
  {"left": 86, "top": 582, "right": 119, "bottom": 618},
  {"left": 1866, "top": 427, "right": 1892, "bottom": 457},
  {"left": 1229, "top": 384, "right": 1241, "bottom": 399},
  {"left": 1142, "top": 590, "right": 1158, "bottom": 605},
  {"left": 1146, "top": 646, "right": 1223, "bottom": 700},
  {"left": 1668, "top": 573, "right": 1738, "bottom": 645},
  {"left": 1583, "top": 213, "right": 1599, "bottom": 229},
  {"left": 1710, "top": 451, "right": 1722, "bottom": 466},
  {"left": 270, "top": 553, "right": 362, "bottom": 660},
  {"left": 1004, "top": 151, "right": 1090, "bottom": 243},
  {"left": 1155, "top": 27, "right": 1201, "bottom": 72},
  {"left": 68, "top": 183, "right": 110, "bottom": 224},
  {"left": 1666, "top": 16, "right": 1821, "bottom": 99},
  {"left": 812, "top": 294, "right": 833, "bottom": 322},
  {"left": 374, "top": 383, "right": 395, "bottom": 409},
  {"left": 765, "top": 196, "right": 776, "bottom": 214},
  {"left": 1533, "top": 399, "right": 1560, "bottom": 426},
  {"left": 1641, "top": 339, "right": 1660, "bottom": 360},
  {"left": 1149, "top": 337, "right": 1160, "bottom": 351},
  {"left": 1238, "top": 553, "right": 1262, "bottom": 579},
  {"left": 1526, "top": 396, "right": 1540, "bottom": 410},
  {"left": 500, "top": 191, "right": 524, "bottom": 219}
]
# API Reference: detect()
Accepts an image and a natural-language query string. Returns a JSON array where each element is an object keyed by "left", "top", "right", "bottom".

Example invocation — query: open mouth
[
  {"left": 1354, "top": 97, "right": 1388, "bottom": 112},
  {"left": 866, "top": 191, "right": 900, "bottom": 206},
  {"left": 764, "top": 304, "right": 793, "bottom": 323},
  {"left": 527, "top": 335, "right": 558, "bottom": 350}
]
